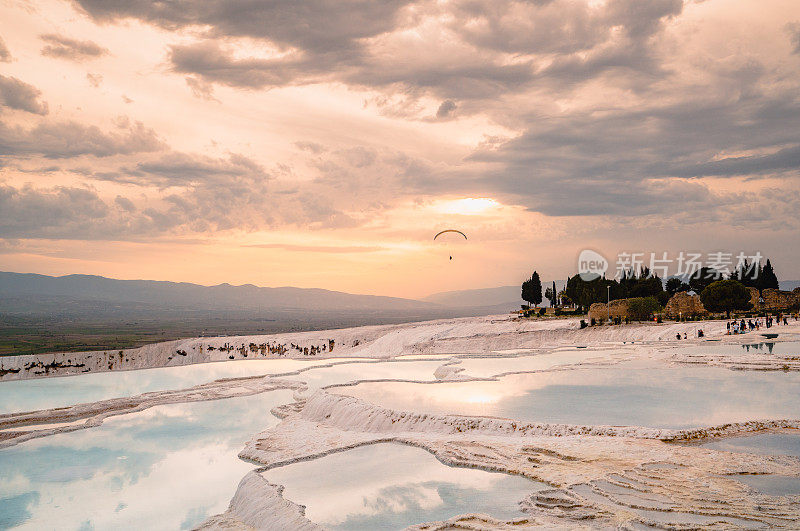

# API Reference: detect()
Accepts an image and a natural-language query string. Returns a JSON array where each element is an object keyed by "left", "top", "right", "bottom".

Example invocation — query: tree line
[{"left": 521, "top": 258, "right": 783, "bottom": 317}]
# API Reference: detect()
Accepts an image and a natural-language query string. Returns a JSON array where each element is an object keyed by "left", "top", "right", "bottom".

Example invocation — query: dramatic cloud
[
  {"left": 0, "top": 75, "right": 49, "bottom": 114},
  {"left": 77, "top": 0, "right": 685, "bottom": 104},
  {"left": 71, "top": 0, "right": 413, "bottom": 53},
  {"left": 468, "top": 92, "right": 800, "bottom": 217},
  {"left": 789, "top": 22, "right": 800, "bottom": 55},
  {"left": 436, "top": 100, "right": 456, "bottom": 119},
  {"left": 0, "top": 184, "right": 110, "bottom": 239},
  {"left": 168, "top": 41, "right": 319, "bottom": 89},
  {"left": 670, "top": 144, "right": 800, "bottom": 179},
  {"left": 40, "top": 33, "right": 108, "bottom": 61},
  {"left": 114, "top": 151, "right": 267, "bottom": 187},
  {"left": 0, "top": 34, "right": 10, "bottom": 62},
  {"left": 0, "top": 118, "right": 164, "bottom": 159},
  {"left": 184, "top": 76, "right": 218, "bottom": 102},
  {"left": 114, "top": 195, "right": 136, "bottom": 212},
  {"left": 1, "top": 0, "right": 799, "bottom": 290}
]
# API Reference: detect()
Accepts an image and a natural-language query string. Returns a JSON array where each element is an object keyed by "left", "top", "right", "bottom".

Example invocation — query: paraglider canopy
[
  {"left": 433, "top": 229, "right": 467, "bottom": 241},
  {"left": 433, "top": 230, "right": 467, "bottom": 261}
]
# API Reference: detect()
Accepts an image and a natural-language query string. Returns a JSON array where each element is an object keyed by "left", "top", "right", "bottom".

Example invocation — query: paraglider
[
  {"left": 433, "top": 229, "right": 467, "bottom": 241},
  {"left": 433, "top": 230, "right": 467, "bottom": 261}
]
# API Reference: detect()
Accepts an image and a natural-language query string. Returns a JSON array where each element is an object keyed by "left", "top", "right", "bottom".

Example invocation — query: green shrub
[
  {"left": 700, "top": 280, "right": 751, "bottom": 318},
  {"left": 627, "top": 297, "right": 662, "bottom": 321}
]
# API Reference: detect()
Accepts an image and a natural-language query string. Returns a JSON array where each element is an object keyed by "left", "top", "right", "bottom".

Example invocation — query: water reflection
[
  {"left": 0, "top": 358, "right": 365, "bottom": 414},
  {"left": 337, "top": 363, "right": 800, "bottom": 429},
  {"left": 263, "top": 443, "right": 543, "bottom": 530},
  {"left": 455, "top": 349, "right": 612, "bottom": 378},
  {"left": 733, "top": 474, "right": 800, "bottom": 496},
  {"left": 300, "top": 360, "right": 444, "bottom": 390},
  {"left": 742, "top": 342, "right": 775, "bottom": 354},
  {"left": 0, "top": 390, "right": 293, "bottom": 530},
  {"left": 702, "top": 432, "right": 800, "bottom": 458},
  {"left": 669, "top": 340, "right": 800, "bottom": 358}
]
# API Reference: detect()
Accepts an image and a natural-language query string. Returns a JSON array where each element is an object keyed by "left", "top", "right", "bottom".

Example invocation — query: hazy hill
[
  {"left": 423, "top": 285, "right": 522, "bottom": 309},
  {"left": 780, "top": 280, "right": 800, "bottom": 291},
  {"left": 0, "top": 272, "right": 433, "bottom": 314},
  {"left": 0, "top": 272, "right": 527, "bottom": 355},
  {"left": 424, "top": 280, "right": 566, "bottom": 309}
]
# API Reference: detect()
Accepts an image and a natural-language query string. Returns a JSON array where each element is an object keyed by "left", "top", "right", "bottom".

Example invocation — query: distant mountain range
[
  {"left": 0, "top": 272, "right": 433, "bottom": 314},
  {"left": 4, "top": 272, "right": 790, "bottom": 319},
  {"left": 0, "top": 272, "right": 529, "bottom": 319},
  {"left": 0, "top": 272, "right": 541, "bottom": 354}
]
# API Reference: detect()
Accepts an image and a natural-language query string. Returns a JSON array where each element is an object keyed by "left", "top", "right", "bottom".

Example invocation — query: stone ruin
[
  {"left": 588, "top": 299, "right": 631, "bottom": 321},
  {"left": 664, "top": 292, "right": 707, "bottom": 319},
  {"left": 761, "top": 288, "right": 800, "bottom": 311},
  {"left": 747, "top": 287, "right": 760, "bottom": 310},
  {"left": 745, "top": 287, "right": 799, "bottom": 312}
]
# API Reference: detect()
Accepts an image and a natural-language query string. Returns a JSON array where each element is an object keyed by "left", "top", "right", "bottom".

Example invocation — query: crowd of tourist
[{"left": 726, "top": 314, "right": 797, "bottom": 334}]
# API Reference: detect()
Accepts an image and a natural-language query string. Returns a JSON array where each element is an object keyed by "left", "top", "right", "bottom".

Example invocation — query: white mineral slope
[
  {"left": 0, "top": 314, "right": 736, "bottom": 381},
  {"left": 204, "top": 389, "right": 800, "bottom": 529},
  {"left": 197, "top": 471, "right": 322, "bottom": 531}
]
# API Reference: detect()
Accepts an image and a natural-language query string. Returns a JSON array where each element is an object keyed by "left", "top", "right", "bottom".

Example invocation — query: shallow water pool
[
  {"left": 734, "top": 475, "right": 800, "bottom": 496},
  {"left": 453, "top": 348, "right": 617, "bottom": 378},
  {"left": 263, "top": 442, "right": 544, "bottom": 529},
  {"left": 0, "top": 357, "right": 375, "bottom": 414},
  {"left": 667, "top": 340, "right": 800, "bottom": 358},
  {"left": 299, "top": 359, "right": 445, "bottom": 390},
  {"left": 0, "top": 390, "right": 293, "bottom": 530},
  {"left": 701, "top": 432, "right": 800, "bottom": 496},
  {"left": 336, "top": 363, "right": 800, "bottom": 429},
  {"left": 702, "top": 432, "right": 800, "bottom": 458}
]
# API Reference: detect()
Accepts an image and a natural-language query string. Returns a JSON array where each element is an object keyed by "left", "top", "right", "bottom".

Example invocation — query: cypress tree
[
  {"left": 758, "top": 259, "right": 779, "bottom": 291},
  {"left": 522, "top": 271, "right": 543, "bottom": 307}
]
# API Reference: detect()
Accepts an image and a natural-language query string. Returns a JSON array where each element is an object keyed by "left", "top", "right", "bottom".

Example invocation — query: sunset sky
[{"left": 1, "top": 0, "right": 799, "bottom": 298}]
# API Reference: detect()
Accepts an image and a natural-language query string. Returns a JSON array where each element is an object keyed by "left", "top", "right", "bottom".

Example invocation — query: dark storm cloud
[
  {"left": 169, "top": 39, "right": 536, "bottom": 100},
  {"left": 74, "top": 0, "right": 682, "bottom": 103},
  {"left": 0, "top": 35, "right": 11, "bottom": 62},
  {"left": 168, "top": 41, "right": 318, "bottom": 89},
  {"left": 468, "top": 94, "right": 800, "bottom": 216},
  {"left": 71, "top": 0, "right": 412, "bottom": 53},
  {"left": 0, "top": 182, "right": 201, "bottom": 240},
  {"left": 109, "top": 151, "right": 268, "bottom": 187},
  {"left": 436, "top": 100, "right": 456, "bottom": 119},
  {"left": 0, "top": 118, "right": 165, "bottom": 159},
  {"left": 5, "top": 0, "right": 794, "bottom": 239},
  {"left": 345, "top": 57, "right": 536, "bottom": 100},
  {"left": 114, "top": 195, "right": 136, "bottom": 212},
  {"left": 40, "top": 33, "right": 109, "bottom": 61},
  {"left": 670, "top": 144, "right": 800, "bottom": 178},
  {"left": 0, "top": 184, "right": 109, "bottom": 238},
  {"left": 788, "top": 22, "right": 800, "bottom": 55},
  {"left": 449, "top": 0, "right": 681, "bottom": 55},
  {"left": 0, "top": 75, "right": 49, "bottom": 115},
  {"left": 185, "top": 76, "right": 219, "bottom": 102}
]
